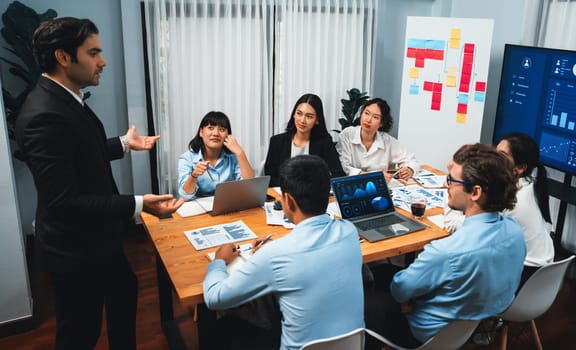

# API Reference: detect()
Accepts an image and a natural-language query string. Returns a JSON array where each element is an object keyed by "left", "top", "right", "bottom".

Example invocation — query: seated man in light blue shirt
[
  {"left": 203, "top": 155, "right": 365, "bottom": 350},
  {"left": 370, "top": 143, "right": 526, "bottom": 348}
]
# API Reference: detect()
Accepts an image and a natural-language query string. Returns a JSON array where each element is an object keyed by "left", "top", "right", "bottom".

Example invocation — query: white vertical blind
[
  {"left": 143, "top": 0, "right": 376, "bottom": 194},
  {"left": 143, "top": 0, "right": 274, "bottom": 194},
  {"left": 274, "top": 0, "right": 376, "bottom": 134}
]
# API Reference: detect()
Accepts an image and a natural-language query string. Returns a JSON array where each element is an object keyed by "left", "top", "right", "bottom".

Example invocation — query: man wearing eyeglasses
[{"left": 370, "top": 143, "right": 526, "bottom": 348}]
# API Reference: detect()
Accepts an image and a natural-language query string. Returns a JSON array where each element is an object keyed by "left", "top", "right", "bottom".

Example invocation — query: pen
[
  {"left": 206, "top": 168, "right": 215, "bottom": 182},
  {"left": 255, "top": 234, "right": 273, "bottom": 248},
  {"left": 200, "top": 159, "right": 215, "bottom": 182}
]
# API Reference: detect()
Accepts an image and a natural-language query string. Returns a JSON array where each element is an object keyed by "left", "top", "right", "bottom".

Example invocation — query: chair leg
[
  {"left": 499, "top": 324, "right": 509, "bottom": 350},
  {"left": 530, "top": 320, "right": 543, "bottom": 350}
]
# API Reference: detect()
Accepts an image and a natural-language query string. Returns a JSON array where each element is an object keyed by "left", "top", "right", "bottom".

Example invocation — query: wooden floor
[{"left": 1, "top": 230, "right": 575, "bottom": 350}]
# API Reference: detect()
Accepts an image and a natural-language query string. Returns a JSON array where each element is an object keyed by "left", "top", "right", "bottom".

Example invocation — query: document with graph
[{"left": 184, "top": 220, "right": 257, "bottom": 250}]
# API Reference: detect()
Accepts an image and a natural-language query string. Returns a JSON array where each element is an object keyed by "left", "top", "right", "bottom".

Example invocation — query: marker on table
[{"left": 255, "top": 234, "right": 273, "bottom": 249}]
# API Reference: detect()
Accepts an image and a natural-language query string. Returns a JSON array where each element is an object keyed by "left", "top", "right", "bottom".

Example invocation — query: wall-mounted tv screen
[{"left": 493, "top": 44, "right": 576, "bottom": 175}]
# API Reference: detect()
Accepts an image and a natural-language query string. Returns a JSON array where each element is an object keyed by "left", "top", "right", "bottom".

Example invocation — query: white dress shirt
[{"left": 336, "top": 126, "right": 420, "bottom": 176}]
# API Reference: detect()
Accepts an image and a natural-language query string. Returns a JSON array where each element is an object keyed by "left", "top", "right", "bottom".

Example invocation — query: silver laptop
[
  {"left": 210, "top": 176, "right": 271, "bottom": 215},
  {"left": 331, "top": 172, "right": 426, "bottom": 242}
]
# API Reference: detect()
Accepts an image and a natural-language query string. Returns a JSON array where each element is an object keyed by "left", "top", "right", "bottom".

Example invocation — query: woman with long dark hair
[
  {"left": 264, "top": 93, "right": 345, "bottom": 186},
  {"left": 497, "top": 132, "right": 554, "bottom": 283}
]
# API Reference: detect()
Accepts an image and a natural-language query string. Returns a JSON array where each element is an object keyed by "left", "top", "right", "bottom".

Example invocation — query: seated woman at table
[
  {"left": 336, "top": 97, "right": 419, "bottom": 181},
  {"left": 178, "top": 111, "right": 254, "bottom": 200},
  {"left": 264, "top": 93, "right": 345, "bottom": 186},
  {"left": 444, "top": 132, "right": 554, "bottom": 285}
]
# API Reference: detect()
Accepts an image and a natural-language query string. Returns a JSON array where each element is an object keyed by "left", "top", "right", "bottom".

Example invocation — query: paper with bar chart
[{"left": 398, "top": 17, "right": 494, "bottom": 170}]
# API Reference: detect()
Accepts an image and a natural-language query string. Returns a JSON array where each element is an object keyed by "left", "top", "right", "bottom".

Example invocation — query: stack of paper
[
  {"left": 207, "top": 243, "right": 253, "bottom": 273},
  {"left": 413, "top": 170, "right": 446, "bottom": 188},
  {"left": 176, "top": 196, "right": 214, "bottom": 217},
  {"left": 184, "top": 220, "right": 257, "bottom": 250}
]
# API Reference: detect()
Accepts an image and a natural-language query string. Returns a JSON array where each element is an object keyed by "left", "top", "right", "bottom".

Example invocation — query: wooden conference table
[{"left": 141, "top": 171, "right": 449, "bottom": 349}]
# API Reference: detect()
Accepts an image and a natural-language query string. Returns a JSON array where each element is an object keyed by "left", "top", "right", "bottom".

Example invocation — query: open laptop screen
[{"left": 331, "top": 172, "right": 395, "bottom": 220}]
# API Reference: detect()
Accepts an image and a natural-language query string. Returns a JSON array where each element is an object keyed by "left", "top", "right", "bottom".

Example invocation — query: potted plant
[
  {"left": 1, "top": 1, "right": 57, "bottom": 160},
  {"left": 337, "top": 88, "right": 369, "bottom": 131}
]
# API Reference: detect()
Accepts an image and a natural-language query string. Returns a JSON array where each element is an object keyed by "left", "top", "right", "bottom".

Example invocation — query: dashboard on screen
[{"left": 493, "top": 44, "right": 576, "bottom": 175}]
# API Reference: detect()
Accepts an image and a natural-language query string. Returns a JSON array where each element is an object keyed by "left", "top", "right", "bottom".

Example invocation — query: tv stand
[{"left": 547, "top": 172, "right": 576, "bottom": 257}]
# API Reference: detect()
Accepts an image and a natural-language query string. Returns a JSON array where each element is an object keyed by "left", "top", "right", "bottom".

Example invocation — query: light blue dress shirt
[
  {"left": 178, "top": 149, "right": 241, "bottom": 200},
  {"left": 391, "top": 212, "right": 526, "bottom": 343},
  {"left": 203, "top": 215, "right": 365, "bottom": 350}
]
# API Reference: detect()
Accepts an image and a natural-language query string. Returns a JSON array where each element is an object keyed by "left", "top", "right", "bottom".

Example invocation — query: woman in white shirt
[
  {"left": 444, "top": 132, "right": 554, "bottom": 286},
  {"left": 336, "top": 98, "right": 419, "bottom": 181}
]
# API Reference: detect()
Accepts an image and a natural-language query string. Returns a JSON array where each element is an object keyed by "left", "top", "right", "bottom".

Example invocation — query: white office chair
[
  {"left": 365, "top": 320, "right": 480, "bottom": 350},
  {"left": 300, "top": 320, "right": 480, "bottom": 350},
  {"left": 498, "top": 255, "right": 575, "bottom": 350},
  {"left": 300, "top": 328, "right": 365, "bottom": 350}
]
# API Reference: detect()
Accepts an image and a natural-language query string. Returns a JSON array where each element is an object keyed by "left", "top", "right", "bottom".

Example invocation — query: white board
[{"left": 398, "top": 17, "right": 494, "bottom": 170}]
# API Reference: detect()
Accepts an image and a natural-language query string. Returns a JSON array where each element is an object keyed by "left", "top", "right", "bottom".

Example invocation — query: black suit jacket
[
  {"left": 264, "top": 132, "right": 345, "bottom": 187},
  {"left": 15, "top": 76, "right": 135, "bottom": 272}
]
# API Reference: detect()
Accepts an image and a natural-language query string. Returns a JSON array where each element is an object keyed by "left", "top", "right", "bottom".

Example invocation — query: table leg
[{"left": 156, "top": 253, "right": 187, "bottom": 349}]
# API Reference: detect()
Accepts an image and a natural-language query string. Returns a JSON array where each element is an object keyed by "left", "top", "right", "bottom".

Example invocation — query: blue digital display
[
  {"left": 331, "top": 172, "right": 393, "bottom": 220},
  {"left": 494, "top": 44, "right": 576, "bottom": 174}
]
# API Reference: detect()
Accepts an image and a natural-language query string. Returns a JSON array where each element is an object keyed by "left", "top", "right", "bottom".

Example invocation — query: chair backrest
[
  {"left": 300, "top": 328, "right": 364, "bottom": 350},
  {"left": 414, "top": 319, "right": 481, "bottom": 350},
  {"left": 364, "top": 319, "right": 480, "bottom": 350},
  {"left": 501, "top": 255, "right": 575, "bottom": 322}
]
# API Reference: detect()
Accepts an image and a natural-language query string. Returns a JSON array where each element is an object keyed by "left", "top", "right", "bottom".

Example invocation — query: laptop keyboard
[{"left": 356, "top": 215, "right": 404, "bottom": 231}]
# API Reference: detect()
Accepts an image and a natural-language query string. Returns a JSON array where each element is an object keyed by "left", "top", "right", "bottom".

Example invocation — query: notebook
[
  {"left": 331, "top": 172, "right": 426, "bottom": 242},
  {"left": 210, "top": 175, "right": 271, "bottom": 215}
]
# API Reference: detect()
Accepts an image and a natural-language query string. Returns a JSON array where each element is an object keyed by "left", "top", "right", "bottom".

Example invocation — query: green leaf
[{"left": 0, "top": 1, "right": 57, "bottom": 158}]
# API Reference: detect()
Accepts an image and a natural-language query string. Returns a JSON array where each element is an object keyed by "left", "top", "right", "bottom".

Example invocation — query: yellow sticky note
[
  {"left": 456, "top": 113, "right": 467, "bottom": 123},
  {"left": 451, "top": 28, "right": 461, "bottom": 40},
  {"left": 446, "top": 75, "right": 457, "bottom": 87},
  {"left": 450, "top": 39, "right": 460, "bottom": 49},
  {"left": 410, "top": 68, "right": 419, "bottom": 78}
]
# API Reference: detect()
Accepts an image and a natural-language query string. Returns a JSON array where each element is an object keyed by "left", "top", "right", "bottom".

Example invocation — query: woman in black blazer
[{"left": 264, "top": 93, "right": 345, "bottom": 186}]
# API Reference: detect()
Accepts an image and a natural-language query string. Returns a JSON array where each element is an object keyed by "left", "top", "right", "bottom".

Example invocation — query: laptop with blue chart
[{"left": 331, "top": 172, "right": 426, "bottom": 242}]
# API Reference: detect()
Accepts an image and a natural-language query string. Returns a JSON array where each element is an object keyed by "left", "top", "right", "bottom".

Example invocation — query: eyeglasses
[{"left": 446, "top": 174, "right": 473, "bottom": 186}]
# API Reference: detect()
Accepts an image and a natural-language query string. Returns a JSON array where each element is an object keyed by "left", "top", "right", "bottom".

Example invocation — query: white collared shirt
[
  {"left": 42, "top": 73, "right": 84, "bottom": 105},
  {"left": 336, "top": 125, "right": 420, "bottom": 175}
]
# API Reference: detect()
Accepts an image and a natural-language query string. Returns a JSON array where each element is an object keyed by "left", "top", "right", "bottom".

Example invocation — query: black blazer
[
  {"left": 15, "top": 76, "right": 135, "bottom": 272},
  {"left": 264, "top": 132, "right": 345, "bottom": 187}
]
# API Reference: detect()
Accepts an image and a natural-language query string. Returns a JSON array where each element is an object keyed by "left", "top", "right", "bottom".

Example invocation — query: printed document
[{"left": 184, "top": 220, "right": 257, "bottom": 250}]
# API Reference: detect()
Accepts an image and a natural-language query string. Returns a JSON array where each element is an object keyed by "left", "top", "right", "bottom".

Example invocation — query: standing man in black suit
[{"left": 15, "top": 17, "right": 184, "bottom": 349}]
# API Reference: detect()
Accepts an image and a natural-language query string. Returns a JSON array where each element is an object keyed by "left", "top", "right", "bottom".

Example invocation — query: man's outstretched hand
[{"left": 143, "top": 194, "right": 184, "bottom": 217}]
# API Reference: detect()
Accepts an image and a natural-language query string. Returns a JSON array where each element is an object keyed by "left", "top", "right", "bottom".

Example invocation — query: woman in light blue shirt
[{"left": 178, "top": 111, "right": 254, "bottom": 200}]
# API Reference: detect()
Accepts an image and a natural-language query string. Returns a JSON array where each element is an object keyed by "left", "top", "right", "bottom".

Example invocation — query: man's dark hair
[
  {"left": 278, "top": 155, "right": 330, "bottom": 215},
  {"left": 452, "top": 143, "right": 517, "bottom": 212},
  {"left": 32, "top": 17, "right": 99, "bottom": 72}
]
